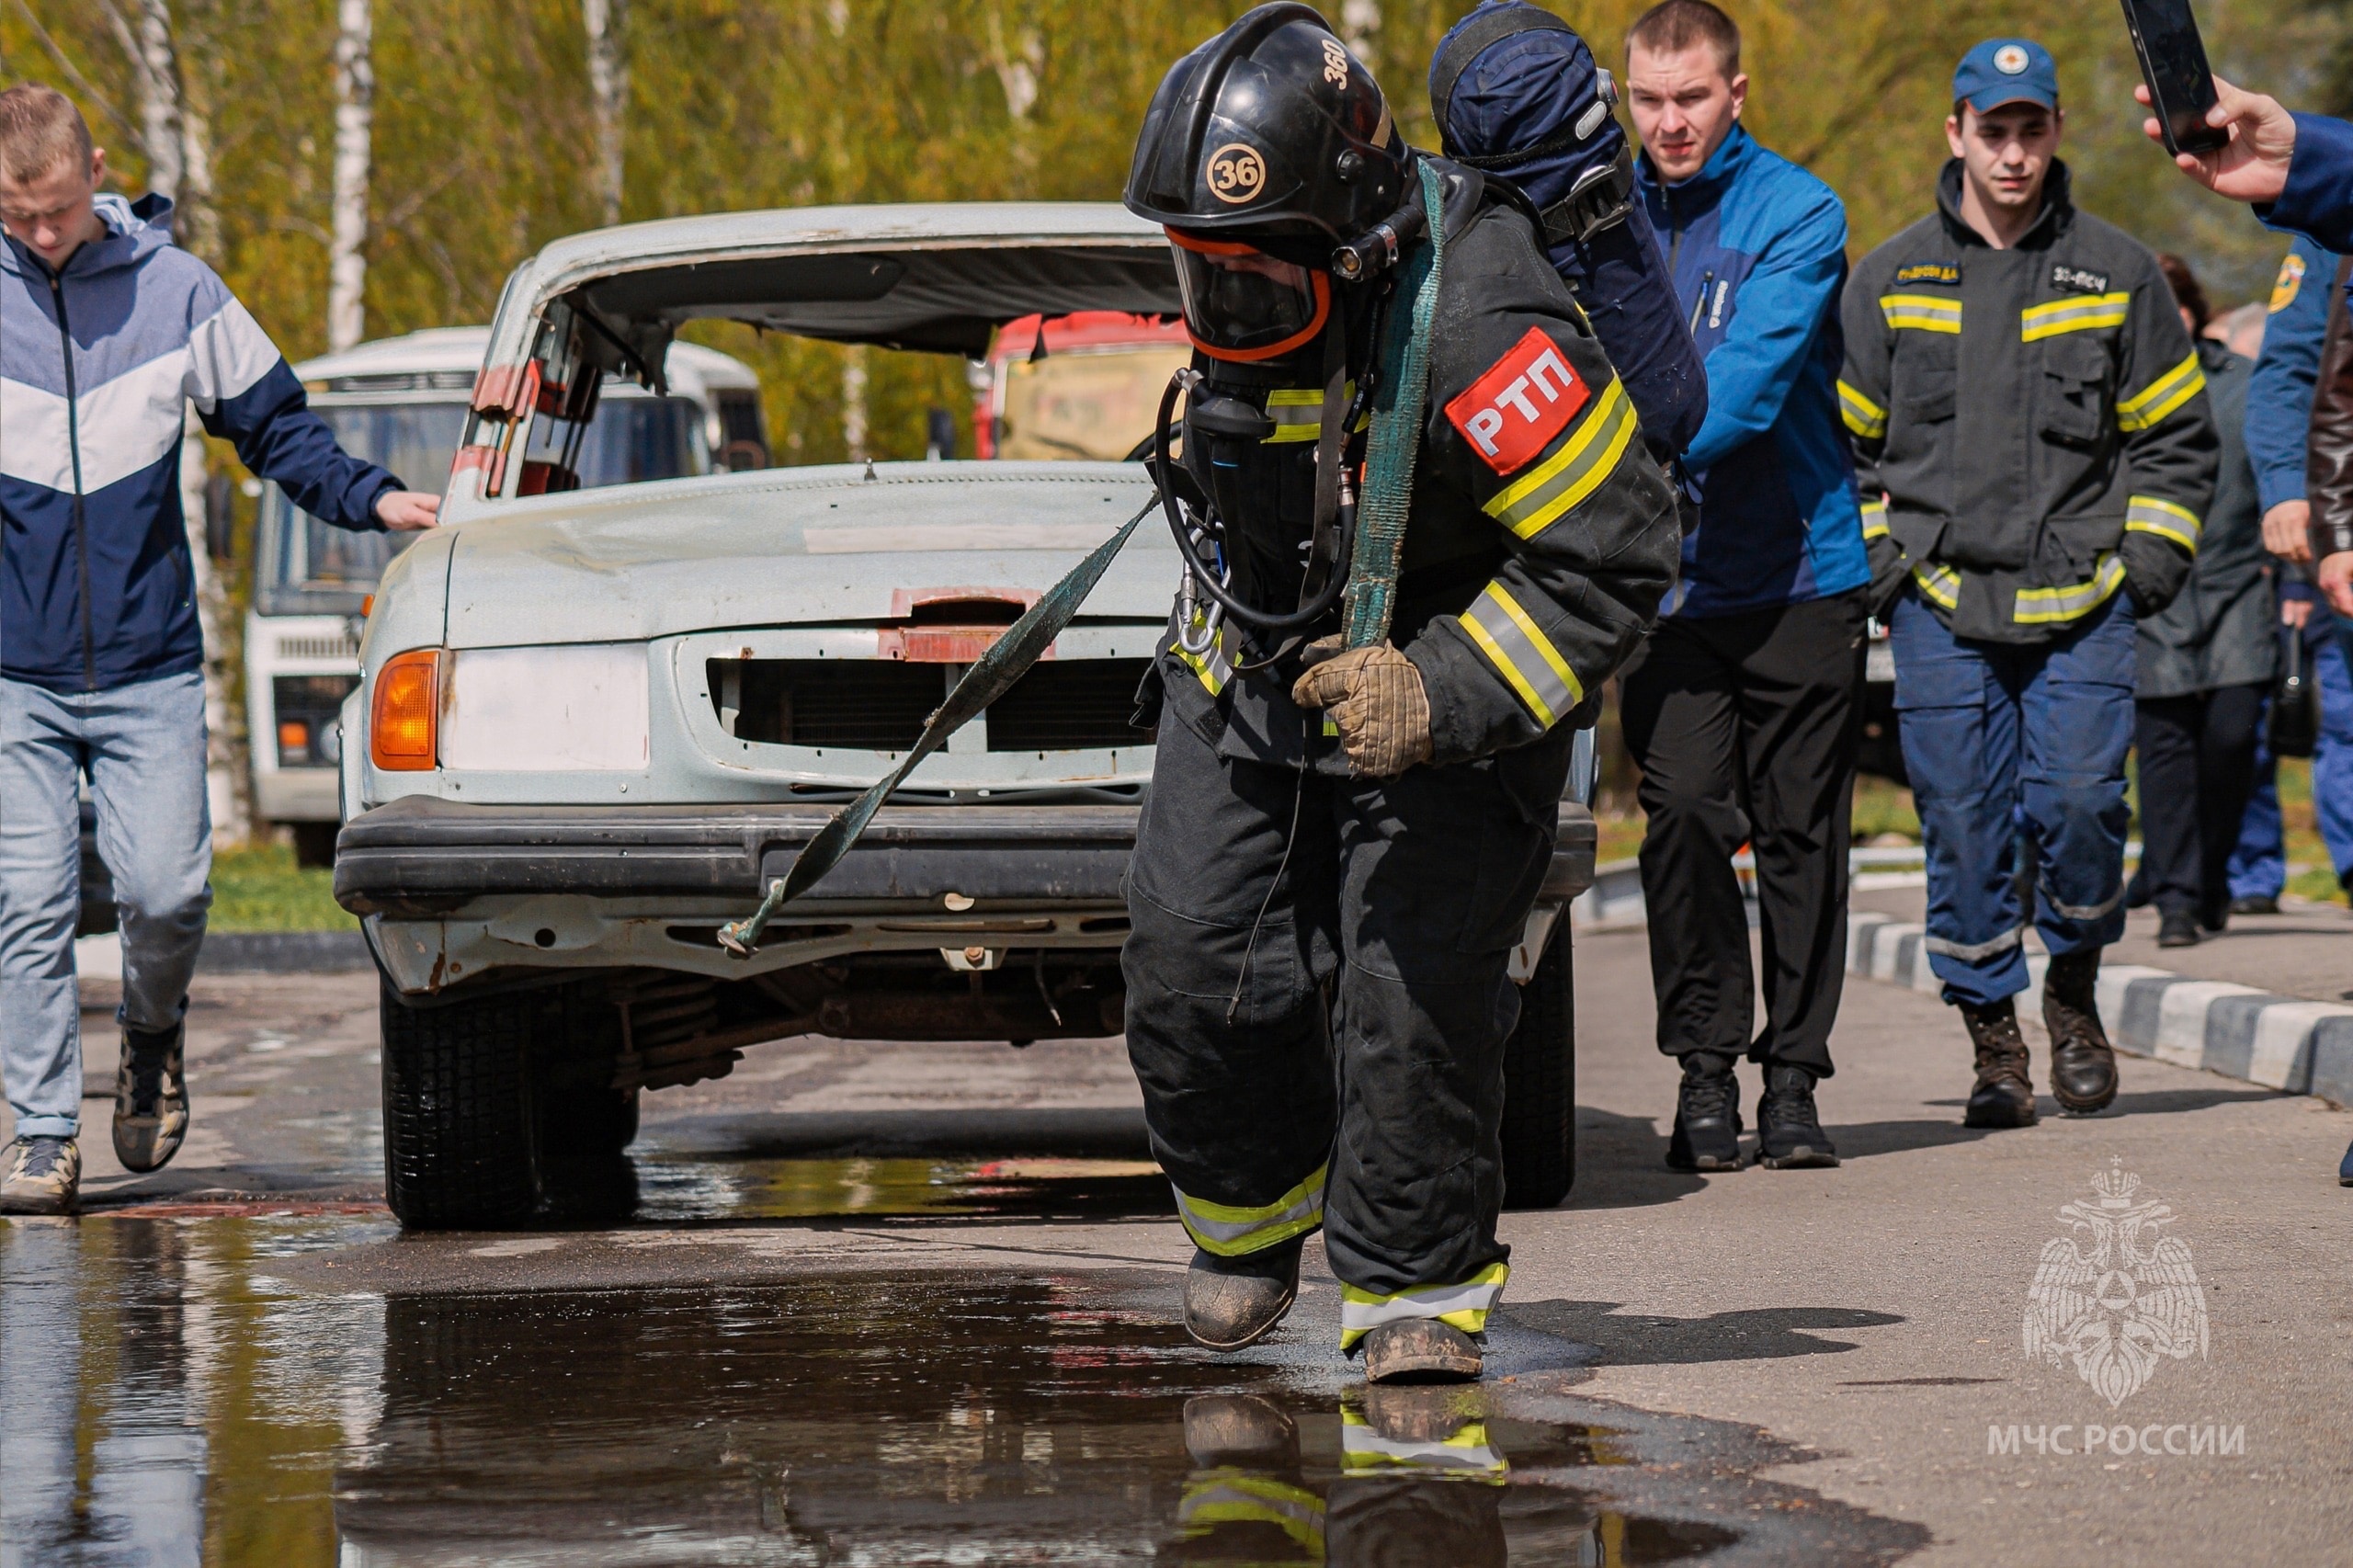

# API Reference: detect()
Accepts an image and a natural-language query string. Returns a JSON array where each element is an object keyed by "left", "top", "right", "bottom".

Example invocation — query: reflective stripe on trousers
[
  {"left": 1172, "top": 1162, "right": 1327, "bottom": 1256},
  {"left": 1338, "top": 1262, "right": 1508, "bottom": 1350}
]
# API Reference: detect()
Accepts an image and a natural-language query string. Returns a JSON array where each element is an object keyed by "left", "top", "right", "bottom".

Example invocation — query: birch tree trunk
[
  {"left": 1341, "top": 0, "right": 1381, "bottom": 71},
  {"left": 584, "top": 0, "right": 629, "bottom": 226},
  {"left": 327, "top": 0, "right": 374, "bottom": 353},
  {"left": 841, "top": 346, "right": 870, "bottom": 461},
  {"left": 109, "top": 0, "right": 249, "bottom": 844}
]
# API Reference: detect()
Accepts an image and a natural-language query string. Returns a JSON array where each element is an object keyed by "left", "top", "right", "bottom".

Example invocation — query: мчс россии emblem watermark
[{"left": 2023, "top": 1159, "right": 2210, "bottom": 1409}]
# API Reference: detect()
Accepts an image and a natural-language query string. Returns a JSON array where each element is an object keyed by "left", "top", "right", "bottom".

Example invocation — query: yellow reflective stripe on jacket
[
  {"left": 2115, "top": 351, "right": 2206, "bottom": 431},
  {"left": 1458, "top": 584, "right": 1583, "bottom": 729},
  {"left": 2012, "top": 554, "right": 2127, "bottom": 625},
  {"left": 1481, "top": 379, "right": 1638, "bottom": 540},
  {"left": 1171, "top": 1162, "right": 1325, "bottom": 1256},
  {"left": 1880, "top": 293, "right": 1962, "bottom": 333},
  {"left": 2126, "top": 494, "right": 2202, "bottom": 551},
  {"left": 1264, "top": 382, "right": 1363, "bottom": 443},
  {"left": 2020, "top": 291, "right": 2131, "bottom": 341},
  {"left": 1337, "top": 1261, "right": 1508, "bottom": 1349},
  {"left": 1913, "top": 561, "right": 1961, "bottom": 609},
  {"left": 1171, "top": 614, "right": 1232, "bottom": 697},
  {"left": 1340, "top": 1410, "right": 1508, "bottom": 1476},
  {"left": 1177, "top": 1474, "right": 1326, "bottom": 1550},
  {"left": 1838, "top": 379, "right": 1887, "bottom": 439},
  {"left": 1859, "top": 497, "right": 1890, "bottom": 540}
]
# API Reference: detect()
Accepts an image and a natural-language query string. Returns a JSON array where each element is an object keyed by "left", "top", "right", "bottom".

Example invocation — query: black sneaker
[
  {"left": 1665, "top": 1052, "right": 1743, "bottom": 1172},
  {"left": 2156, "top": 910, "right": 2201, "bottom": 949},
  {"left": 1756, "top": 1064, "right": 1839, "bottom": 1168},
  {"left": 2228, "top": 895, "right": 2279, "bottom": 917}
]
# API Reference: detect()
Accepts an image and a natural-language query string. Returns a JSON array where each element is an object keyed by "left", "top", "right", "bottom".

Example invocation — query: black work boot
[
  {"left": 1360, "top": 1318, "right": 1484, "bottom": 1383},
  {"left": 2042, "top": 950, "right": 2120, "bottom": 1116},
  {"left": 1756, "top": 1064, "right": 1839, "bottom": 1168},
  {"left": 1183, "top": 1235, "right": 1305, "bottom": 1351},
  {"left": 1665, "top": 1051, "right": 1743, "bottom": 1172},
  {"left": 1960, "top": 999, "right": 2038, "bottom": 1129},
  {"left": 2156, "top": 909, "right": 2200, "bottom": 949}
]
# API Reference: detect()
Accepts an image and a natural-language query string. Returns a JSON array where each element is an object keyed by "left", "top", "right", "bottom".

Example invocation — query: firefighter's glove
[
  {"left": 1865, "top": 530, "right": 1912, "bottom": 620},
  {"left": 1292, "top": 638, "right": 1433, "bottom": 778},
  {"left": 2119, "top": 531, "right": 2192, "bottom": 618}
]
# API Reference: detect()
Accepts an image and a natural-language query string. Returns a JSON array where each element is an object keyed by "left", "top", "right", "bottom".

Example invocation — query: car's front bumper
[{"left": 337, "top": 795, "right": 1598, "bottom": 994}]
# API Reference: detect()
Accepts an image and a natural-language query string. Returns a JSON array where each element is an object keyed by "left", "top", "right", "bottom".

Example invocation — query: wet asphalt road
[{"left": 2, "top": 934, "right": 2349, "bottom": 1565}]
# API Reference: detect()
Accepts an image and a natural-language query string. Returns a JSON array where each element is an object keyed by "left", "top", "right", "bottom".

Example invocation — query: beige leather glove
[{"left": 1291, "top": 638, "right": 1433, "bottom": 778}]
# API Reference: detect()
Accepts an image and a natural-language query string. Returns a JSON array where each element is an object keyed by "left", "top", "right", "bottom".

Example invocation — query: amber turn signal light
[{"left": 370, "top": 649, "right": 441, "bottom": 770}]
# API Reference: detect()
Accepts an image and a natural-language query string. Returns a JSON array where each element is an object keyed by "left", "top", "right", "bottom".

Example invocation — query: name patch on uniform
[
  {"left": 1893, "top": 262, "right": 1961, "bottom": 286},
  {"left": 2051, "top": 265, "right": 2110, "bottom": 295},
  {"left": 1444, "top": 326, "right": 1589, "bottom": 474}
]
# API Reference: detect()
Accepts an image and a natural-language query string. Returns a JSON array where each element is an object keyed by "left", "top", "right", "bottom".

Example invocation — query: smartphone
[{"left": 2120, "top": 0, "right": 2227, "bottom": 155}]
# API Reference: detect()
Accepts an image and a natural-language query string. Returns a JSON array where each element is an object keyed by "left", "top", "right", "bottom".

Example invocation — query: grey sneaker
[
  {"left": 0, "top": 1137, "right": 80, "bottom": 1214},
  {"left": 114, "top": 1020, "right": 189, "bottom": 1173}
]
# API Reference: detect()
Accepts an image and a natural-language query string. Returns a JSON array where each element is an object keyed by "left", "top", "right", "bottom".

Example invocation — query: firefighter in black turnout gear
[{"left": 1122, "top": 5, "right": 1681, "bottom": 1383}]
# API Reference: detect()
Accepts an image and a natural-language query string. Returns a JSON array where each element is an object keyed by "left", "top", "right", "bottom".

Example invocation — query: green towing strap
[
  {"left": 1342, "top": 158, "right": 1447, "bottom": 649},
  {"left": 717, "top": 498, "right": 1155, "bottom": 958}
]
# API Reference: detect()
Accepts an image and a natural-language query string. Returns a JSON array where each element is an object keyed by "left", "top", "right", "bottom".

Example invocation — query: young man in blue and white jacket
[
  {"left": 0, "top": 86, "right": 439, "bottom": 1213},
  {"left": 1618, "top": 0, "right": 1874, "bottom": 1174}
]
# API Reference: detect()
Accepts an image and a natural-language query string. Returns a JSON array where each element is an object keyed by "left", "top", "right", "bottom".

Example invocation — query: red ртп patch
[{"left": 1444, "top": 326, "right": 1590, "bottom": 474}]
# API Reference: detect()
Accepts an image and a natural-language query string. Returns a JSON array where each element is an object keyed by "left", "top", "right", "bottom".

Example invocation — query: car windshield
[{"left": 266, "top": 395, "right": 710, "bottom": 598}]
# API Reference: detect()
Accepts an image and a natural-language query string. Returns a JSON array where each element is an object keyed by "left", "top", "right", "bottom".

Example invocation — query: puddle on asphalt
[
  {"left": 631, "top": 1153, "right": 1177, "bottom": 1225},
  {"left": 3, "top": 1216, "right": 1926, "bottom": 1566}
]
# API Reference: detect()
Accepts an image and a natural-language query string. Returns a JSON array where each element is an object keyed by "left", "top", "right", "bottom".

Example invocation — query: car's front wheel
[
  {"left": 380, "top": 979, "right": 543, "bottom": 1229},
  {"left": 1500, "top": 920, "right": 1575, "bottom": 1210}
]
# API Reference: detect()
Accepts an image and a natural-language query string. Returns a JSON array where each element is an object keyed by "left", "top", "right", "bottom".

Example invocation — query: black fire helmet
[{"left": 1123, "top": 4, "right": 1409, "bottom": 261}]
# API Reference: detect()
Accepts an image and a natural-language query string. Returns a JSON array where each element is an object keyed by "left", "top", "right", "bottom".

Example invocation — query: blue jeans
[
  {"left": 1892, "top": 593, "right": 2135, "bottom": 1006},
  {"left": 0, "top": 672, "right": 210, "bottom": 1139},
  {"left": 2227, "top": 612, "right": 2353, "bottom": 897}
]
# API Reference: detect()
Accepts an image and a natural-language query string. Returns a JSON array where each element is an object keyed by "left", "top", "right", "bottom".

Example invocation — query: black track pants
[
  {"left": 1122, "top": 690, "right": 1569, "bottom": 1334},
  {"left": 1618, "top": 590, "right": 1866, "bottom": 1074},
  {"left": 2134, "top": 683, "right": 2266, "bottom": 924}
]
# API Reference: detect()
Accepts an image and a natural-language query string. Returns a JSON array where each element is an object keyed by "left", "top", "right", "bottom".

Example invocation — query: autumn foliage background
[{"left": 7, "top": 0, "right": 2353, "bottom": 844}]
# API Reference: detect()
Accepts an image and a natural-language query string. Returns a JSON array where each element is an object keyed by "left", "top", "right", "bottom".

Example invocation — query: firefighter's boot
[
  {"left": 1184, "top": 1236, "right": 1305, "bottom": 1351},
  {"left": 2042, "top": 949, "right": 2120, "bottom": 1116},
  {"left": 1360, "top": 1318, "right": 1484, "bottom": 1384},
  {"left": 1961, "top": 999, "right": 2038, "bottom": 1129}
]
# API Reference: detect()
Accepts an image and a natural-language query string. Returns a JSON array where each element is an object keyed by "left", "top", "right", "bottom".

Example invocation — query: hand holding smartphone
[{"left": 2120, "top": 0, "right": 2227, "bottom": 155}]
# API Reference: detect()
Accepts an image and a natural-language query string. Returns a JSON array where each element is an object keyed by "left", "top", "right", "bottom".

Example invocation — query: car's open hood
[{"left": 442, "top": 461, "right": 1175, "bottom": 647}]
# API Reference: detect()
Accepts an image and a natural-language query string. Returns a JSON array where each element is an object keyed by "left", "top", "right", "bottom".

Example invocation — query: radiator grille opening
[{"left": 710, "top": 657, "right": 1152, "bottom": 752}]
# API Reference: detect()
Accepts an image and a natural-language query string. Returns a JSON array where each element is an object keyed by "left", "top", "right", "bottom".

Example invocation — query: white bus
[{"left": 246, "top": 326, "right": 767, "bottom": 863}]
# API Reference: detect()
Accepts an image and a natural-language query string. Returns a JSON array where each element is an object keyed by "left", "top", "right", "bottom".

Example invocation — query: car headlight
[{"left": 438, "top": 643, "right": 649, "bottom": 772}]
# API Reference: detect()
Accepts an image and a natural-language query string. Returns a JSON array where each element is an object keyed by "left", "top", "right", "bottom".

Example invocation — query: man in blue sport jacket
[
  {"left": 1617, "top": 0, "right": 1870, "bottom": 1174},
  {"left": 0, "top": 86, "right": 440, "bottom": 1214},
  {"left": 2227, "top": 238, "right": 2353, "bottom": 909}
]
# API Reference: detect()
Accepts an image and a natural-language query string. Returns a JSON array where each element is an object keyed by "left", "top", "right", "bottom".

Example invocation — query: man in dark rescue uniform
[{"left": 1120, "top": 4, "right": 1681, "bottom": 1383}]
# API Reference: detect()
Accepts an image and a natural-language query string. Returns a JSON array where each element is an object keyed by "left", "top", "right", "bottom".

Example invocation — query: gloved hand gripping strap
[{"left": 1342, "top": 158, "right": 1446, "bottom": 649}]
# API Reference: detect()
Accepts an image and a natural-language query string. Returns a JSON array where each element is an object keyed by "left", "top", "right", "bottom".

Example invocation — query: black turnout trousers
[
  {"left": 1618, "top": 590, "right": 1867, "bottom": 1074},
  {"left": 2133, "top": 683, "right": 2266, "bottom": 925},
  {"left": 1122, "top": 681, "right": 1571, "bottom": 1305}
]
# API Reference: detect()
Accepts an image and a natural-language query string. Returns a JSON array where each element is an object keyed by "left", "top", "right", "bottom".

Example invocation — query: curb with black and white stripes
[{"left": 1847, "top": 910, "right": 2353, "bottom": 1108}]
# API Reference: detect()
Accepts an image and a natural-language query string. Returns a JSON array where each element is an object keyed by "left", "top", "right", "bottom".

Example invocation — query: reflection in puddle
[
  {"left": 0, "top": 1222, "right": 1755, "bottom": 1566},
  {"left": 631, "top": 1153, "right": 1176, "bottom": 1223}
]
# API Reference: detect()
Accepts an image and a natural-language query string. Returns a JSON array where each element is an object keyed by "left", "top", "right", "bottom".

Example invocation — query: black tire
[
  {"left": 1500, "top": 920, "right": 1575, "bottom": 1210},
  {"left": 380, "top": 979, "right": 541, "bottom": 1229}
]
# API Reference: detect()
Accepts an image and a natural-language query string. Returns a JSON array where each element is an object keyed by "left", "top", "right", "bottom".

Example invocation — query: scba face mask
[{"left": 1167, "top": 228, "right": 1332, "bottom": 362}]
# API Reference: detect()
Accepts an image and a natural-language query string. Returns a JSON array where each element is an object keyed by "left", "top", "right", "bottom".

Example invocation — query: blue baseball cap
[{"left": 1953, "top": 39, "right": 2059, "bottom": 114}]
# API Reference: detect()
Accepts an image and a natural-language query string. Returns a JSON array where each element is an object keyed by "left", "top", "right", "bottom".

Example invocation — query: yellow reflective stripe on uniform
[
  {"left": 2115, "top": 351, "right": 2206, "bottom": 431},
  {"left": 1171, "top": 1162, "right": 1326, "bottom": 1257},
  {"left": 1838, "top": 379, "right": 1887, "bottom": 439},
  {"left": 1177, "top": 1474, "right": 1326, "bottom": 1550},
  {"left": 1263, "top": 382, "right": 1362, "bottom": 442},
  {"left": 1338, "top": 1261, "right": 1508, "bottom": 1348},
  {"left": 1913, "top": 561, "right": 1961, "bottom": 609},
  {"left": 1459, "top": 584, "right": 1583, "bottom": 729},
  {"left": 2126, "top": 494, "right": 2202, "bottom": 551},
  {"left": 2013, "top": 554, "right": 2127, "bottom": 625},
  {"left": 1859, "top": 497, "right": 1890, "bottom": 540},
  {"left": 1880, "top": 293, "right": 1962, "bottom": 333},
  {"left": 1480, "top": 379, "right": 1638, "bottom": 540},
  {"left": 2020, "top": 291, "right": 2131, "bottom": 341},
  {"left": 1340, "top": 1411, "right": 1508, "bottom": 1476},
  {"left": 1170, "top": 614, "right": 1232, "bottom": 697}
]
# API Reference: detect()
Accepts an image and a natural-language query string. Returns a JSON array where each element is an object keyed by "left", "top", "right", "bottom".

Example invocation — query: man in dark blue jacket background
[{"left": 1615, "top": 0, "right": 1870, "bottom": 1174}]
